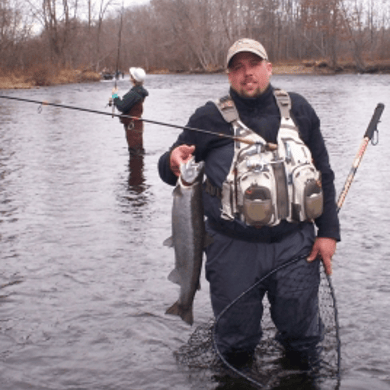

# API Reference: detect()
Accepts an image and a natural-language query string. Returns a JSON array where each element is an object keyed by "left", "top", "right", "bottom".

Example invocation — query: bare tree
[
  {"left": 299, "top": 0, "right": 343, "bottom": 67},
  {"left": 94, "top": 0, "right": 115, "bottom": 70},
  {"left": 0, "top": 0, "right": 34, "bottom": 70},
  {"left": 340, "top": 0, "right": 368, "bottom": 71},
  {"left": 3, "top": 0, "right": 390, "bottom": 74}
]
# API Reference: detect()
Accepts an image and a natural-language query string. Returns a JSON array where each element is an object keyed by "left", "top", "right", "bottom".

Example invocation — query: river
[{"left": 1, "top": 73, "right": 390, "bottom": 390}]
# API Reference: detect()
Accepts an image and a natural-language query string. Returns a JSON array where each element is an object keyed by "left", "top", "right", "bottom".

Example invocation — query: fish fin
[
  {"left": 167, "top": 269, "right": 181, "bottom": 285},
  {"left": 165, "top": 301, "right": 194, "bottom": 326},
  {"left": 163, "top": 237, "right": 174, "bottom": 247},
  {"left": 181, "top": 308, "right": 194, "bottom": 326},
  {"left": 203, "top": 233, "right": 214, "bottom": 248}
]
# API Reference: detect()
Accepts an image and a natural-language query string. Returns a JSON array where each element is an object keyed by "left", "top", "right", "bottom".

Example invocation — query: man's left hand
[
  {"left": 307, "top": 237, "right": 337, "bottom": 276},
  {"left": 112, "top": 87, "right": 119, "bottom": 99}
]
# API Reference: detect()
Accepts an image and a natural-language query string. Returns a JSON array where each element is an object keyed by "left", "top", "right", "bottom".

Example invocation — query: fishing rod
[
  {"left": 0, "top": 95, "right": 258, "bottom": 146},
  {"left": 336, "top": 103, "right": 385, "bottom": 212},
  {"left": 112, "top": 0, "right": 124, "bottom": 117}
]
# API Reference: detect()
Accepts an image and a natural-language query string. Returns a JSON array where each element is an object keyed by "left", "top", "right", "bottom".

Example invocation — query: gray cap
[{"left": 226, "top": 38, "right": 268, "bottom": 68}]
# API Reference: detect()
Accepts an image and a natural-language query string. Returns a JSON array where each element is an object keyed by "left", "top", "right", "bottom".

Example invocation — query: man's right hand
[{"left": 170, "top": 145, "right": 196, "bottom": 177}]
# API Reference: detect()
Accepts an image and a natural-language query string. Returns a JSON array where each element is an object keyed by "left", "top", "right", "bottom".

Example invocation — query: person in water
[
  {"left": 158, "top": 38, "right": 340, "bottom": 368},
  {"left": 112, "top": 67, "right": 149, "bottom": 154}
]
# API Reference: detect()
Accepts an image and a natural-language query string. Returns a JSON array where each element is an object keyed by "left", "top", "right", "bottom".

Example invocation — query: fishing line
[
  {"left": 175, "top": 255, "right": 340, "bottom": 388},
  {"left": 0, "top": 95, "right": 257, "bottom": 146},
  {"left": 212, "top": 254, "right": 335, "bottom": 388}
]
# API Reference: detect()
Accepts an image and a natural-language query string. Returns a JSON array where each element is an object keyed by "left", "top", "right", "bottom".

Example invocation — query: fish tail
[{"left": 165, "top": 301, "right": 194, "bottom": 326}]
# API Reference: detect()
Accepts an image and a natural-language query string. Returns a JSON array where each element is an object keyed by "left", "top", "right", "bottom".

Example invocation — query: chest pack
[{"left": 214, "top": 89, "right": 323, "bottom": 227}]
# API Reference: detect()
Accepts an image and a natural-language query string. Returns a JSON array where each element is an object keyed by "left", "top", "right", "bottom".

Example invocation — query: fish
[{"left": 163, "top": 156, "right": 208, "bottom": 325}]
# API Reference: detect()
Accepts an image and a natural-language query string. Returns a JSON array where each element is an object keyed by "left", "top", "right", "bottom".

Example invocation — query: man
[
  {"left": 112, "top": 67, "right": 149, "bottom": 153},
  {"left": 158, "top": 38, "right": 340, "bottom": 368}
]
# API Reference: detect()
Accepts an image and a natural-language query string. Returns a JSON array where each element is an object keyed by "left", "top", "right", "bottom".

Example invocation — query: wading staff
[
  {"left": 328, "top": 102, "right": 384, "bottom": 377},
  {"left": 336, "top": 103, "right": 385, "bottom": 213},
  {"left": 0, "top": 95, "right": 261, "bottom": 146}
]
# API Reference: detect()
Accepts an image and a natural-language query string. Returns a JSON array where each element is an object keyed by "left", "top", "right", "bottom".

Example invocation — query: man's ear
[{"left": 266, "top": 61, "right": 273, "bottom": 76}]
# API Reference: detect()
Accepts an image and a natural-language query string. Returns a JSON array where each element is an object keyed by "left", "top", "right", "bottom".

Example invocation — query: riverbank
[
  {"left": 1, "top": 60, "right": 389, "bottom": 90},
  {"left": 0, "top": 67, "right": 101, "bottom": 90},
  {"left": 272, "top": 59, "right": 390, "bottom": 75}
]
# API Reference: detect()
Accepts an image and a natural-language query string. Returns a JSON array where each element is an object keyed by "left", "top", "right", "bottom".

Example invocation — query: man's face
[{"left": 228, "top": 52, "right": 272, "bottom": 98}]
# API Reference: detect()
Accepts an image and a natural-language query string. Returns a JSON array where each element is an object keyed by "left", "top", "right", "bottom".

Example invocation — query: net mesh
[{"left": 174, "top": 258, "right": 340, "bottom": 389}]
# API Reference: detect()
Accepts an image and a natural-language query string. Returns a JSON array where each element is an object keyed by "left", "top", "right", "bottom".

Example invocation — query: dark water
[{"left": 1, "top": 73, "right": 390, "bottom": 390}]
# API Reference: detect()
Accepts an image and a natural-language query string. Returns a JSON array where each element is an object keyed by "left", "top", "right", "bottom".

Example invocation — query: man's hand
[
  {"left": 112, "top": 87, "right": 118, "bottom": 94},
  {"left": 307, "top": 237, "right": 337, "bottom": 276},
  {"left": 170, "top": 145, "right": 196, "bottom": 177}
]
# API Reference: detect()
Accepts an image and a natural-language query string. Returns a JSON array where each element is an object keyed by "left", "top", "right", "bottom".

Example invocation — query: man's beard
[
  {"left": 236, "top": 84, "right": 264, "bottom": 98},
  {"left": 237, "top": 77, "right": 266, "bottom": 98},
  {"left": 239, "top": 87, "right": 263, "bottom": 98}
]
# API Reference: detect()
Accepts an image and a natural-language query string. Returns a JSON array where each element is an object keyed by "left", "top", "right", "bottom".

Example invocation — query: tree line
[{"left": 1, "top": 0, "right": 390, "bottom": 76}]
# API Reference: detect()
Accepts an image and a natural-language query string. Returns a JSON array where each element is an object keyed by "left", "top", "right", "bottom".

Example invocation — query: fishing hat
[
  {"left": 226, "top": 38, "right": 268, "bottom": 68},
  {"left": 129, "top": 67, "right": 146, "bottom": 83}
]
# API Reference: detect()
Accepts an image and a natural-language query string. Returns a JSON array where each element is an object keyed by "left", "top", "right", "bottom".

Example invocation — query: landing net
[{"left": 174, "top": 256, "right": 340, "bottom": 389}]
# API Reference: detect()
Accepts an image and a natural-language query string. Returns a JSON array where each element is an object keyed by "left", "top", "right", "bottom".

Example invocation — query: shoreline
[
  {"left": 1, "top": 61, "right": 389, "bottom": 90},
  {"left": 0, "top": 68, "right": 101, "bottom": 90}
]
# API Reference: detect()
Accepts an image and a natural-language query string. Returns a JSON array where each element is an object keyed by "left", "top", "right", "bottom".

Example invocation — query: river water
[{"left": 1, "top": 73, "right": 390, "bottom": 390}]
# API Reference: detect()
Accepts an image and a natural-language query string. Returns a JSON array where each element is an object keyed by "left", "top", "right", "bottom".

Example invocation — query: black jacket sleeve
[
  {"left": 158, "top": 151, "right": 177, "bottom": 186},
  {"left": 114, "top": 85, "right": 148, "bottom": 113},
  {"left": 158, "top": 102, "right": 232, "bottom": 186}
]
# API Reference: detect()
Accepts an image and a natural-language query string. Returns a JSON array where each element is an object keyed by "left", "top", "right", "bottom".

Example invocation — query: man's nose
[{"left": 243, "top": 64, "right": 254, "bottom": 75}]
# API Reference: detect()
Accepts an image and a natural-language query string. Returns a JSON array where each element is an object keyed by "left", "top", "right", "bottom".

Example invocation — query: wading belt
[{"left": 205, "top": 178, "right": 222, "bottom": 199}]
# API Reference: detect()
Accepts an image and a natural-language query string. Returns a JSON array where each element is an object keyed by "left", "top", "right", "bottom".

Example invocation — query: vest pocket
[
  {"left": 304, "top": 178, "right": 323, "bottom": 220},
  {"left": 243, "top": 185, "right": 273, "bottom": 226},
  {"left": 291, "top": 164, "right": 323, "bottom": 221}
]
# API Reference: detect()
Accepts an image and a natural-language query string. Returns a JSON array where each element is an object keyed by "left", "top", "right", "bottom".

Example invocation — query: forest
[{"left": 1, "top": 0, "right": 390, "bottom": 83}]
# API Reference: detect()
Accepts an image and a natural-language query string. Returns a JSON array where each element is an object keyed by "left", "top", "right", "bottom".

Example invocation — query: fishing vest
[{"left": 213, "top": 89, "right": 323, "bottom": 227}]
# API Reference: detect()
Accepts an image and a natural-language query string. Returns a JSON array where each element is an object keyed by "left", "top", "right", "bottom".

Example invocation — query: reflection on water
[
  {"left": 118, "top": 151, "right": 149, "bottom": 216},
  {"left": 128, "top": 151, "right": 146, "bottom": 194},
  {"left": 0, "top": 74, "right": 390, "bottom": 390}
]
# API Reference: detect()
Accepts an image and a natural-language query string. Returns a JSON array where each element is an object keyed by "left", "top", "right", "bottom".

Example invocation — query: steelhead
[{"left": 163, "top": 157, "right": 206, "bottom": 325}]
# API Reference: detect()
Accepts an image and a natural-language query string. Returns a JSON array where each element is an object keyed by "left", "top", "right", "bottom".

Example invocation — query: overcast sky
[{"left": 122, "top": 0, "right": 150, "bottom": 8}]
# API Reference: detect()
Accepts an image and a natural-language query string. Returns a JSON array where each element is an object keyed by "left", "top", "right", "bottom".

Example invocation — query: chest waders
[
  {"left": 120, "top": 99, "right": 145, "bottom": 152},
  {"left": 214, "top": 89, "right": 323, "bottom": 227}
]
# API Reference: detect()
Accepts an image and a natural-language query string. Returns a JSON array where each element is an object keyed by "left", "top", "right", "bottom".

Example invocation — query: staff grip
[{"left": 364, "top": 103, "right": 385, "bottom": 139}]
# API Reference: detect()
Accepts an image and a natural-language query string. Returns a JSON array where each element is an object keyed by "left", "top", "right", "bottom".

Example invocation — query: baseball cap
[{"left": 226, "top": 38, "right": 268, "bottom": 68}]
